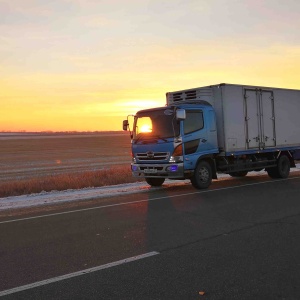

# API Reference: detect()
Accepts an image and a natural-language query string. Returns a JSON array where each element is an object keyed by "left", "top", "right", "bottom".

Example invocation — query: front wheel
[
  {"left": 191, "top": 161, "right": 212, "bottom": 189},
  {"left": 145, "top": 177, "right": 165, "bottom": 187}
]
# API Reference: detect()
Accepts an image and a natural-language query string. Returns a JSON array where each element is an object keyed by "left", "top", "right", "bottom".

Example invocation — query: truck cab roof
[{"left": 136, "top": 101, "right": 212, "bottom": 115}]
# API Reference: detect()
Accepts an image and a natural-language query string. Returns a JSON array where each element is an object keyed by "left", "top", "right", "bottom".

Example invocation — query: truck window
[
  {"left": 136, "top": 117, "right": 152, "bottom": 135},
  {"left": 133, "top": 108, "right": 180, "bottom": 139},
  {"left": 184, "top": 110, "right": 204, "bottom": 134}
]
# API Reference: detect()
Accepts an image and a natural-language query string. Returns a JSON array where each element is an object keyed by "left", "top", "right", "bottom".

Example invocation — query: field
[
  {"left": 0, "top": 132, "right": 131, "bottom": 181},
  {"left": 0, "top": 132, "right": 141, "bottom": 197}
]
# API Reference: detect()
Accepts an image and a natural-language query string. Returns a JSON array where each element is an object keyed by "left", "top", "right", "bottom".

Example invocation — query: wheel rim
[{"left": 198, "top": 167, "right": 209, "bottom": 183}]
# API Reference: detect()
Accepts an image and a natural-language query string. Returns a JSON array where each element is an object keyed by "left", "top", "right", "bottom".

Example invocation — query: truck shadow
[
  {"left": 142, "top": 173, "right": 281, "bottom": 252},
  {"left": 144, "top": 185, "right": 207, "bottom": 252}
]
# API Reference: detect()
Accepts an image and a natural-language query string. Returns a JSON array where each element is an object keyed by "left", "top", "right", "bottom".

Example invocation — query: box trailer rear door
[{"left": 245, "top": 88, "right": 276, "bottom": 150}]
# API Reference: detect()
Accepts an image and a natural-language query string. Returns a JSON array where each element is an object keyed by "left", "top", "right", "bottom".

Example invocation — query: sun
[{"left": 140, "top": 124, "right": 152, "bottom": 133}]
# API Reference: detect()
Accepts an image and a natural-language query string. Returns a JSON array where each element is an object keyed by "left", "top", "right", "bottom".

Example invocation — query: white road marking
[
  {"left": 0, "top": 176, "right": 300, "bottom": 225},
  {"left": 0, "top": 251, "right": 160, "bottom": 297}
]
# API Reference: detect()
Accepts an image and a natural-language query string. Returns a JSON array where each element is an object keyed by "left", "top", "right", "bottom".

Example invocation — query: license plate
[{"left": 144, "top": 169, "right": 157, "bottom": 174}]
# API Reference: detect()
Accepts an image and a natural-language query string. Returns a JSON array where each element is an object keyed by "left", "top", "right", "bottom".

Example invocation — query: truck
[{"left": 123, "top": 83, "right": 300, "bottom": 189}]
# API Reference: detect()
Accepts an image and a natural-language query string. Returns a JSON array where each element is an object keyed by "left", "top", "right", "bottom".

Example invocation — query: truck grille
[{"left": 136, "top": 152, "right": 169, "bottom": 161}]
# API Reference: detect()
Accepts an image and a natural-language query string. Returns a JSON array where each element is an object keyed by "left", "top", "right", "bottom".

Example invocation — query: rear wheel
[
  {"left": 266, "top": 167, "right": 279, "bottom": 179},
  {"left": 191, "top": 161, "right": 212, "bottom": 189},
  {"left": 145, "top": 177, "right": 165, "bottom": 187},
  {"left": 228, "top": 171, "right": 248, "bottom": 177},
  {"left": 267, "top": 155, "right": 290, "bottom": 179}
]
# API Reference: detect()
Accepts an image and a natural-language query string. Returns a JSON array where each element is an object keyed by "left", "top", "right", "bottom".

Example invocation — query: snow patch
[{"left": 1, "top": 165, "right": 299, "bottom": 211}]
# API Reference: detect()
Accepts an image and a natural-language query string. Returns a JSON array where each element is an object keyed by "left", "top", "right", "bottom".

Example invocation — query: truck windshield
[{"left": 133, "top": 108, "right": 180, "bottom": 140}]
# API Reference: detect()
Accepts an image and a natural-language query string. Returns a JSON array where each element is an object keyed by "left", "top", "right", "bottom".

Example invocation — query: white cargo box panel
[{"left": 166, "top": 83, "right": 300, "bottom": 154}]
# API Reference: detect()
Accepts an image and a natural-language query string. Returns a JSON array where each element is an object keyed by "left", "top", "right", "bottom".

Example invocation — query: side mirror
[
  {"left": 123, "top": 120, "right": 129, "bottom": 131},
  {"left": 176, "top": 109, "right": 186, "bottom": 120}
]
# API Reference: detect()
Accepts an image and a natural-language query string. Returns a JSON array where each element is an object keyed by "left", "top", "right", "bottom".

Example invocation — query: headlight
[
  {"left": 131, "top": 151, "right": 136, "bottom": 163},
  {"left": 169, "top": 144, "right": 183, "bottom": 163}
]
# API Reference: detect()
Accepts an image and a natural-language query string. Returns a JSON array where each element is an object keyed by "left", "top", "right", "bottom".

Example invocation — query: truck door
[
  {"left": 260, "top": 90, "right": 276, "bottom": 147},
  {"left": 244, "top": 89, "right": 276, "bottom": 149},
  {"left": 244, "top": 89, "right": 260, "bottom": 149},
  {"left": 182, "top": 109, "right": 209, "bottom": 169}
]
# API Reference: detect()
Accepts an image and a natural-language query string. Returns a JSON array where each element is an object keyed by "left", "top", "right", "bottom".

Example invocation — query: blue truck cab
[{"left": 123, "top": 102, "right": 219, "bottom": 188}]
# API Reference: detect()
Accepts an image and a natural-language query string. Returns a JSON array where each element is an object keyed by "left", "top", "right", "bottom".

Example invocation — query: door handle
[{"left": 201, "top": 139, "right": 207, "bottom": 143}]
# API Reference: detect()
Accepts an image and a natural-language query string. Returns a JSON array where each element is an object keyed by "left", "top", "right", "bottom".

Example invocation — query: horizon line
[{"left": 0, "top": 130, "right": 126, "bottom": 134}]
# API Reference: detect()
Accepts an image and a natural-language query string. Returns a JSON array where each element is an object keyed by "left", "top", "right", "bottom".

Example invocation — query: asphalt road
[{"left": 1, "top": 173, "right": 300, "bottom": 299}]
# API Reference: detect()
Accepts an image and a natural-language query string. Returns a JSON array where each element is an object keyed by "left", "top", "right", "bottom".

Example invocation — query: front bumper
[{"left": 131, "top": 163, "right": 184, "bottom": 179}]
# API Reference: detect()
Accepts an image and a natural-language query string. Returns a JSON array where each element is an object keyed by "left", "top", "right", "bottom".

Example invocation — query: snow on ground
[{"left": 1, "top": 164, "right": 299, "bottom": 211}]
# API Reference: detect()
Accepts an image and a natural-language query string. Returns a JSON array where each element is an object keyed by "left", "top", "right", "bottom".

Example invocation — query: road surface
[{"left": 1, "top": 173, "right": 300, "bottom": 299}]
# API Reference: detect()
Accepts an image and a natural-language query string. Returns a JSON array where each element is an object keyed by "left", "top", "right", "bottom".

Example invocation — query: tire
[
  {"left": 191, "top": 161, "right": 212, "bottom": 189},
  {"left": 267, "top": 155, "right": 290, "bottom": 179},
  {"left": 145, "top": 177, "right": 165, "bottom": 187},
  {"left": 266, "top": 167, "right": 279, "bottom": 179},
  {"left": 228, "top": 171, "right": 248, "bottom": 177}
]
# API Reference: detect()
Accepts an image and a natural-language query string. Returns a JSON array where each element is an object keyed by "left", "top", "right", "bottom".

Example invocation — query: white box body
[{"left": 166, "top": 83, "right": 300, "bottom": 154}]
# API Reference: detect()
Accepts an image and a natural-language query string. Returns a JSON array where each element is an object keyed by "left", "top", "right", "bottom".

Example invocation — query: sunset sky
[{"left": 1, "top": 0, "right": 299, "bottom": 131}]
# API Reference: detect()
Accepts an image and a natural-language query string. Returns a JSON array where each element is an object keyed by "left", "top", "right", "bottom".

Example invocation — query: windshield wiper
[
  {"left": 152, "top": 135, "right": 168, "bottom": 142},
  {"left": 134, "top": 134, "right": 168, "bottom": 144},
  {"left": 134, "top": 135, "right": 143, "bottom": 144}
]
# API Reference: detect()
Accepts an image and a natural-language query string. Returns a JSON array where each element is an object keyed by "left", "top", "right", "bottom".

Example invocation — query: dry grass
[
  {"left": 0, "top": 133, "right": 141, "bottom": 198},
  {"left": 0, "top": 166, "right": 144, "bottom": 198}
]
